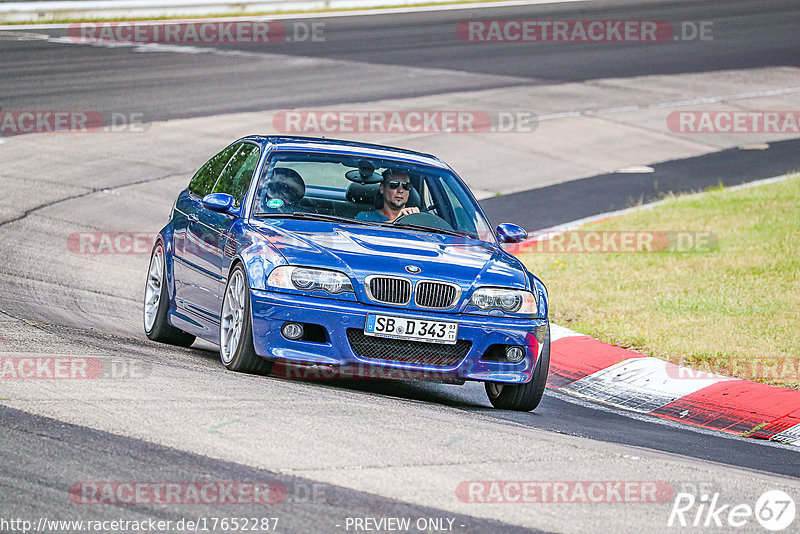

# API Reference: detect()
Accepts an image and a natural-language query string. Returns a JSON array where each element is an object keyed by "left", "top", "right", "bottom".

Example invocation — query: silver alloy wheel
[
  {"left": 143, "top": 245, "right": 163, "bottom": 332},
  {"left": 220, "top": 269, "right": 246, "bottom": 365},
  {"left": 486, "top": 382, "right": 504, "bottom": 398}
]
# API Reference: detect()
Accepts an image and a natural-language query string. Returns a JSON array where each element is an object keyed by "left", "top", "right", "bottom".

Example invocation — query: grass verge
[{"left": 518, "top": 175, "right": 800, "bottom": 389}]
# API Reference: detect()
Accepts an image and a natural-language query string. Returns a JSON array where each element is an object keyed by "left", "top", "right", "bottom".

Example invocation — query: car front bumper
[{"left": 250, "top": 289, "right": 548, "bottom": 384}]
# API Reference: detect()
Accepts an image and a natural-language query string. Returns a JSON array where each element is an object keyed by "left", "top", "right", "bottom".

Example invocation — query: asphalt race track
[
  {"left": 1, "top": 0, "right": 798, "bottom": 121},
  {"left": 1, "top": 0, "right": 800, "bottom": 532},
  {"left": 480, "top": 138, "right": 800, "bottom": 230}
]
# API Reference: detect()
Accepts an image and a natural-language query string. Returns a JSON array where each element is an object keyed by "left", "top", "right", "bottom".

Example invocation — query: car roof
[{"left": 240, "top": 135, "right": 449, "bottom": 169}]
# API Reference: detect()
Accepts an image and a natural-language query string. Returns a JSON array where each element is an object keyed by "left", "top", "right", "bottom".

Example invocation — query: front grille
[
  {"left": 415, "top": 281, "right": 460, "bottom": 309},
  {"left": 346, "top": 329, "right": 471, "bottom": 367},
  {"left": 366, "top": 276, "right": 411, "bottom": 305}
]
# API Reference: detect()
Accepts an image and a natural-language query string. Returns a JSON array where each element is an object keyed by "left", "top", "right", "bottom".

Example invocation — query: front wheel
[
  {"left": 219, "top": 264, "right": 272, "bottom": 375},
  {"left": 143, "top": 242, "right": 196, "bottom": 347},
  {"left": 485, "top": 325, "right": 550, "bottom": 411}
]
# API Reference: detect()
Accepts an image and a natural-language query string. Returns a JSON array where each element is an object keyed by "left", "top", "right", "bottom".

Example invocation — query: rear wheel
[
  {"left": 485, "top": 325, "right": 550, "bottom": 411},
  {"left": 143, "top": 242, "right": 196, "bottom": 347},
  {"left": 219, "top": 264, "right": 272, "bottom": 375}
]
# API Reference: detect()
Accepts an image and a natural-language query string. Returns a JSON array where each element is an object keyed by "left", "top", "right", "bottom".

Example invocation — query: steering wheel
[{"left": 393, "top": 212, "right": 454, "bottom": 231}]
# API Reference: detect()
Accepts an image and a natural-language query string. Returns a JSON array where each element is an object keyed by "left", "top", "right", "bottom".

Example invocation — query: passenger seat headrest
[
  {"left": 266, "top": 168, "right": 305, "bottom": 204},
  {"left": 346, "top": 182, "right": 380, "bottom": 204}
]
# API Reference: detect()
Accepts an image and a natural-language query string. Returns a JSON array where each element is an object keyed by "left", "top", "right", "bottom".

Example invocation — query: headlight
[
  {"left": 469, "top": 287, "right": 538, "bottom": 315},
  {"left": 267, "top": 266, "right": 353, "bottom": 295}
]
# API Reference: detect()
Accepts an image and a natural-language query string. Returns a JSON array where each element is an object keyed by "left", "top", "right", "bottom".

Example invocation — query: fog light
[
  {"left": 282, "top": 322, "right": 304, "bottom": 340},
  {"left": 505, "top": 346, "right": 525, "bottom": 363}
]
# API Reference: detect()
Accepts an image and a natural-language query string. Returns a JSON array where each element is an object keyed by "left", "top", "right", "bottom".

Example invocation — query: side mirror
[
  {"left": 201, "top": 193, "right": 236, "bottom": 214},
  {"left": 496, "top": 223, "right": 528, "bottom": 244}
]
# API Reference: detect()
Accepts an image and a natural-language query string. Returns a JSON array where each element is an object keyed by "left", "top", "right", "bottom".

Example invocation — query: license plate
[{"left": 364, "top": 314, "right": 458, "bottom": 345}]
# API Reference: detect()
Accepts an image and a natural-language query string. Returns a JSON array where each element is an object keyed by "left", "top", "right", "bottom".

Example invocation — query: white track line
[
  {"left": 380, "top": 86, "right": 800, "bottom": 144},
  {"left": 526, "top": 87, "right": 800, "bottom": 123}
]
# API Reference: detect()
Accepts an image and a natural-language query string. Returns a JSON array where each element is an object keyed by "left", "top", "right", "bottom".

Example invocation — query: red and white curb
[
  {"left": 545, "top": 325, "right": 800, "bottom": 444},
  {"left": 509, "top": 173, "right": 800, "bottom": 444}
]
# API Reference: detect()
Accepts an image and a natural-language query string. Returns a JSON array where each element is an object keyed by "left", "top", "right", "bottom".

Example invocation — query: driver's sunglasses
[{"left": 387, "top": 180, "right": 412, "bottom": 191}]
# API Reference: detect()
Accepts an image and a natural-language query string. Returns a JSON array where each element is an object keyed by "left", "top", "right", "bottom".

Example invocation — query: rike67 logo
[{"left": 669, "top": 486, "right": 795, "bottom": 531}]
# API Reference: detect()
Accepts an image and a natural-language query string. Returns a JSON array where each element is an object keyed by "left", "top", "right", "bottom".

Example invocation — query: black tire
[
  {"left": 219, "top": 264, "right": 272, "bottom": 375},
  {"left": 485, "top": 324, "right": 550, "bottom": 411},
  {"left": 143, "top": 242, "right": 196, "bottom": 347}
]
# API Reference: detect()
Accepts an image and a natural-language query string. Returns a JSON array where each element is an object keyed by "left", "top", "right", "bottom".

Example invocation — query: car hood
[{"left": 250, "top": 219, "right": 528, "bottom": 292}]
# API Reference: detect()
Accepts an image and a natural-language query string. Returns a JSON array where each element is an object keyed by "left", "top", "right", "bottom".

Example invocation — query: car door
[
  {"left": 183, "top": 142, "right": 261, "bottom": 323},
  {"left": 174, "top": 143, "right": 240, "bottom": 317}
]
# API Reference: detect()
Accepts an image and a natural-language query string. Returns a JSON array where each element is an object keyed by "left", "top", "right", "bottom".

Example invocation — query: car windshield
[{"left": 250, "top": 151, "right": 496, "bottom": 243}]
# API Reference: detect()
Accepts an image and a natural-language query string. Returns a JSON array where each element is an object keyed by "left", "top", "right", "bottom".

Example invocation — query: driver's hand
[{"left": 398, "top": 207, "right": 420, "bottom": 217}]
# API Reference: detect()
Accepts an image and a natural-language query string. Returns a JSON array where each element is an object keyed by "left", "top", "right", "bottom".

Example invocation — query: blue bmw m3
[{"left": 143, "top": 136, "right": 550, "bottom": 411}]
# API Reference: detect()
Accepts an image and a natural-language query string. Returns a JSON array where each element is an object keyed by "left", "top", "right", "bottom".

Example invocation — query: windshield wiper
[
  {"left": 253, "top": 212, "right": 474, "bottom": 238},
  {"left": 253, "top": 212, "right": 375, "bottom": 226},
  {"left": 389, "top": 222, "right": 471, "bottom": 238}
]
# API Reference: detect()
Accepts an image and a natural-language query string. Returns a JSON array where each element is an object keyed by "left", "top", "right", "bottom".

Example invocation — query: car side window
[
  {"left": 187, "top": 143, "right": 240, "bottom": 198},
  {"left": 212, "top": 143, "right": 260, "bottom": 207}
]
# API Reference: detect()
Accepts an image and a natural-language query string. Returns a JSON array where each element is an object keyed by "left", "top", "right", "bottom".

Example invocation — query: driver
[{"left": 356, "top": 169, "right": 420, "bottom": 222}]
